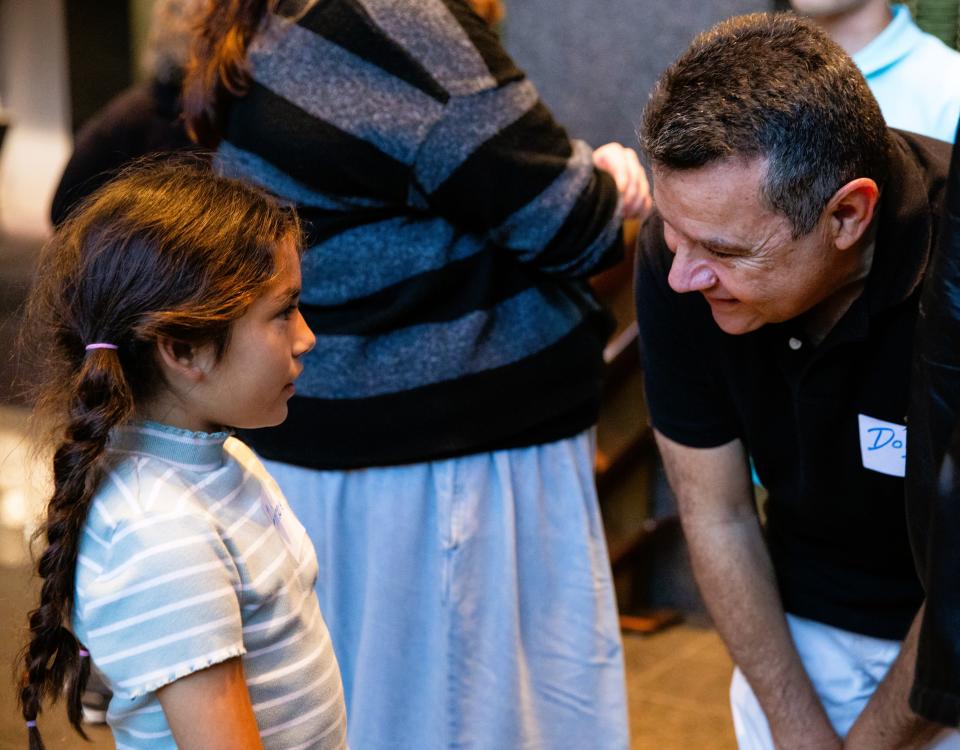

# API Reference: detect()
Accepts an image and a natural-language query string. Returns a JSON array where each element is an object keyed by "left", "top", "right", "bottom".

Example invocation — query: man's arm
[
  {"left": 843, "top": 605, "right": 942, "bottom": 750},
  {"left": 655, "top": 430, "right": 841, "bottom": 750}
]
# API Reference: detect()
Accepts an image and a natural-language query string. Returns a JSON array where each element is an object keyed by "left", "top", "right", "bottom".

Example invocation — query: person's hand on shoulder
[{"left": 592, "top": 142, "right": 653, "bottom": 222}]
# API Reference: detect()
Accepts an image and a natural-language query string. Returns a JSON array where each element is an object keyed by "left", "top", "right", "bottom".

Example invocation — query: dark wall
[
  {"left": 64, "top": 0, "right": 132, "bottom": 133},
  {"left": 502, "top": 0, "right": 777, "bottom": 149}
]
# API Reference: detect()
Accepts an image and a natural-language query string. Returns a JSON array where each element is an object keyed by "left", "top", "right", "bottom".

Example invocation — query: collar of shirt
[
  {"left": 862, "top": 130, "right": 937, "bottom": 316},
  {"left": 109, "top": 421, "right": 230, "bottom": 472},
  {"left": 854, "top": 4, "right": 924, "bottom": 78}
]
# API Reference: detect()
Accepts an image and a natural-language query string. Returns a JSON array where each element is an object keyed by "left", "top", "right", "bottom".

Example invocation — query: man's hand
[
  {"left": 592, "top": 142, "right": 652, "bottom": 221},
  {"left": 843, "top": 606, "right": 943, "bottom": 750},
  {"left": 655, "top": 431, "right": 840, "bottom": 750}
]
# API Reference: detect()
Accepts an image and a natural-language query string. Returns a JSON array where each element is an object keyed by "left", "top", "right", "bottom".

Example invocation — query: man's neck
[{"left": 814, "top": 1, "right": 893, "bottom": 56}]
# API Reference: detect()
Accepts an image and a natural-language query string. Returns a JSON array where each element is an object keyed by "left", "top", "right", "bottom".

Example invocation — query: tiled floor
[
  {"left": 0, "top": 405, "right": 737, "bottom": 749},
  {"left": 625, "top": 626, "right": 737, "bottom": 749}
]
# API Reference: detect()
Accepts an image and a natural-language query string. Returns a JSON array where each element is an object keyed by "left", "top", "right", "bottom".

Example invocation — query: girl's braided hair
[{"left": 17, "top": 159, "right": 298, "bottom": 748}]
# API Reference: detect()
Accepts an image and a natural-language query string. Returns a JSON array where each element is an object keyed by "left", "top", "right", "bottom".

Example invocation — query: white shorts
[{"left": 730, "top": 614, "right": 960, "bottom": 749}]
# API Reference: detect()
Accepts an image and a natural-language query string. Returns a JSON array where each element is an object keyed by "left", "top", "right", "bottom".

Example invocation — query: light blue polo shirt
[{"left": 854, "top": 4, "right": 960, "bottom": 143}]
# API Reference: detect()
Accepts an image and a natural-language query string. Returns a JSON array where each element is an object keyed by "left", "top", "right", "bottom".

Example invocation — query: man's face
[
  {"left": 654, "top": 158, "right": 840, "bottom": 335},
  {"left": 787, "top": 0, "right": 876, "bottom": 17}
]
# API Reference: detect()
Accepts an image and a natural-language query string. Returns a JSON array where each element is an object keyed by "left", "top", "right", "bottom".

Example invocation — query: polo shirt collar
[
  {"left": 862, "top": 130, "right": 934, "bottom": 316},
  {"left": 854, "top": 4, "right": 923, "bottom": 78}
]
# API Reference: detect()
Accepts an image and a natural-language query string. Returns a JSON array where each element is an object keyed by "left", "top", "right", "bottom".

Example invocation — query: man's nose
[{"left": 667, "top": 247, "right": 718, "bottom": 293}]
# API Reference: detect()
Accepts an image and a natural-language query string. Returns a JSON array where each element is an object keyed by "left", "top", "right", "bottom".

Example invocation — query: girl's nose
[{"left": 293, "top": 310, "right": 316, "bottom": 357}]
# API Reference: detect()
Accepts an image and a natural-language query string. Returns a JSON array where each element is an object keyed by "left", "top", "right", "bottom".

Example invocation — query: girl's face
[{"left": 189, "top": 237, "right": 315, "bottom": 431}]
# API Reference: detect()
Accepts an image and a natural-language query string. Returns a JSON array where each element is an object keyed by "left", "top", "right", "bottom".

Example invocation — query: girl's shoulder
[
  {"left": 84, "top": 449, "right": 215, "bottom": 543},
  {"left": 222, "top": 435, "right": 261, "bottom": 470},
  {"left": 222, "top": 436, "right": 274, "bottom": 483},
  {"left": 74, "top": 450, "right": 241, "bottom": 621},
  {"left": 75, "top": 451, "right": 241, "bottom": 613}
]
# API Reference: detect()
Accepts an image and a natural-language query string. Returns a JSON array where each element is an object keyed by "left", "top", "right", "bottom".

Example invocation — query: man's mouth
[{"left": 704, "top": 294, "right": 738, "bottom": 307}]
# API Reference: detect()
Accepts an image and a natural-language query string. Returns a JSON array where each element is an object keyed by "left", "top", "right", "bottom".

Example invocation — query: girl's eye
[{"left": 281, "top": 304, "right": 298, "bottom": 320}]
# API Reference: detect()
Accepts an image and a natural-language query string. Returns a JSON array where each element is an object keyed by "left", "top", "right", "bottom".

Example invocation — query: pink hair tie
[
  {"left": 26, "top": 721, "right": 37, "bottom": 729},
  {"left": 84, "top": 343, "right": 118, "bottom": 352},
  {"left": 79, "top": 649, "right": 90, "bottom": 658}
]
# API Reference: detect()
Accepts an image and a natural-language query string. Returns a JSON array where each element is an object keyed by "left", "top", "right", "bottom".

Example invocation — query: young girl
[{"left": 17, "top": 162, "right": 347, "bottom": 750}]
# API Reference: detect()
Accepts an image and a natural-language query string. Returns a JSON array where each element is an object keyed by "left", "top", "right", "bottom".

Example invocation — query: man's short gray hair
[{"left": 640, "top": 12, "right": 890, "bottom": 237}]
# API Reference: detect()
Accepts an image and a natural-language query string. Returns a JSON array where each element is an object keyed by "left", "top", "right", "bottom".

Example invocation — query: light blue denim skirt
[{"left": 263, "top": 429, "right": 627, "bottom": 750}]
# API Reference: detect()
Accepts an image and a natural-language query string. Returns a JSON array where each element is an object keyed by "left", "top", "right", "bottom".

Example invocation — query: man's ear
[
  {"left": 826, "top": 178, "right": 879, "bottom": 251},
  {"left": 155, "top": 336, "right": 212, "bottom": 383}
]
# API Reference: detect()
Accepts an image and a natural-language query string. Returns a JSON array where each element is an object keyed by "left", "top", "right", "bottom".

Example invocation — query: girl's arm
[{"left": 157, "top": 656, "right": 265, "bottom": 750}]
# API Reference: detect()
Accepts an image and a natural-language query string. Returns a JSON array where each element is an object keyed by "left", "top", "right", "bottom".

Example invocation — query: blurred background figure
[
  {"left": 48, "top": 0, "right": 203, "bottom": 226},
  {"left": 788, "top": 0, "right": 960, "bottom": 141},
  {"left": 908, "top": 115, "right": 960, "bottom": 729}
]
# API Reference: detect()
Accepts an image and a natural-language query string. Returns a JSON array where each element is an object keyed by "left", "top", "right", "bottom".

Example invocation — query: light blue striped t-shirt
[{"left": 72, "top": 421, "right": 347, "bottom": 750}]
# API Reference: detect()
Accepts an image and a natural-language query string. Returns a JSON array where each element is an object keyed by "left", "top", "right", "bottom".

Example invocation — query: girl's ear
[{"left": 155, "top": 336, "right": 213, "bottom": 383}]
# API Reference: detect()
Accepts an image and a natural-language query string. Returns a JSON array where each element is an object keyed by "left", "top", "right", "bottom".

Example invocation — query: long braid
[
  {"left": 19, "top": 349, "right": 133, "bottom": 748},
  {"left": 15, "top": 159, "right": 297, "bottom": 749}
]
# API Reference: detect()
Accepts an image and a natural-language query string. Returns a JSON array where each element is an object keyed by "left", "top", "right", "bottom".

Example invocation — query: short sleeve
[
  {"left": 634, "top": 214, "right": 741, "bottom": 448},
  {"left": 75, "top": 509, "right": 244, "bottom": 700}
]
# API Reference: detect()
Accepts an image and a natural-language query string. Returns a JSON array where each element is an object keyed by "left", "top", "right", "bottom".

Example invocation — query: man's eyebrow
[{"left": 659, "top": 213, "right": 752, "bottom": 256}]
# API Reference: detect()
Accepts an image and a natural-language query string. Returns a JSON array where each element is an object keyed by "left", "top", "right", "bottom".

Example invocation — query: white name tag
[{"left": 857, "top": 414, "right": 907, "bottom": 478}]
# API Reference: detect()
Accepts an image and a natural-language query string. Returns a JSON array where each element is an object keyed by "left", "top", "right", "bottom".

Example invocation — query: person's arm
[
  {"left": 843, "top": 606, "right": 942, "bottom": 750},
  {"left": 655, "top": 430, "right": 842, "bottom": 750},
  {"left": 157, "top": 657, "right": 264, "bottom": 750},
  {"left": 412, "top": 85, "right": 645, "bottom": 278},
  {"left": 407, "top": 3, "right": 650, "bottom": 278}
]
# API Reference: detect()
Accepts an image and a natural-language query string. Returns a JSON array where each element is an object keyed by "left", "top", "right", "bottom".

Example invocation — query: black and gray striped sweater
[{"left": 225, "top": 0, "right": 624, "bottom": 468}]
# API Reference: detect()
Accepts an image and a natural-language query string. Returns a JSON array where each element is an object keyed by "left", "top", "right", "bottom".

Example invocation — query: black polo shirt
[{"left": 635, "top": 131, "right": 951, "bottom": 641}]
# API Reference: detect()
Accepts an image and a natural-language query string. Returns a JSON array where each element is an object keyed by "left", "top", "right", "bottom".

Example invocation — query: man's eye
[{"left": 706, "top": 247, "right": 737, "bottom": 259}]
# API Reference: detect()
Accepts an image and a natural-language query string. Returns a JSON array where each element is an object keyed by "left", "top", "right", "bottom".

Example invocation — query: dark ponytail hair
[
  {"left": 183, "top": 0, "right": 276, "bottom": 146},
  {"left": 18, "top": 159, "right": 299, "bottom": 748}
]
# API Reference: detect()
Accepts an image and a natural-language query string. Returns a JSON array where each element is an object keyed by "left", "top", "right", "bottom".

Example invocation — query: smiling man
[{"left": 636, "top": 13, "right": 959, "bottom": 750}]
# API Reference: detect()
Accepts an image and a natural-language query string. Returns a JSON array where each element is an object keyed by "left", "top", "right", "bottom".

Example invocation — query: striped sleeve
[
  {"left": 77, "top": 508, "right": 245, "bottom": 700},
  {"left": 412, "top": 84, "right": 623, "bottom": 278}
]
